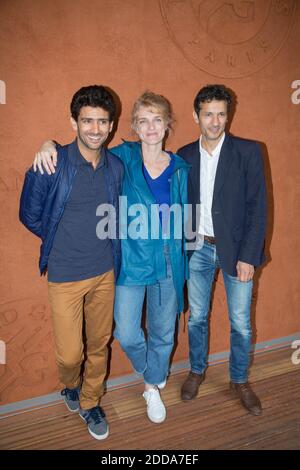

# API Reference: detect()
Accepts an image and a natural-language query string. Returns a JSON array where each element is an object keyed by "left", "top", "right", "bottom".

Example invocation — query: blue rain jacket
[{"left": 111, "top": 141, "right": 190, "bottom": 313}]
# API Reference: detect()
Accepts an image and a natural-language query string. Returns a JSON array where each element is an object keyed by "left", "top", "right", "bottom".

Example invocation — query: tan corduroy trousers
[{"left": 48, "top": 270, "right": 115, "bottom": 410}]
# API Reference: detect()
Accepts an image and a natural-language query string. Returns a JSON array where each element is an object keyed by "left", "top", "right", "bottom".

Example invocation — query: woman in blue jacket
[
  {"left": 32, "top": 91, "right": 190, "bottom": 425},
  {"left": 112, "top": 92, "right": 189, "bottom": 424}
]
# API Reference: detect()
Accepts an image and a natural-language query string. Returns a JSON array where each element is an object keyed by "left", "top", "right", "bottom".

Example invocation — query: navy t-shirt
[{"left": 48, "top": 140, "right": 114, "bottom": 282}]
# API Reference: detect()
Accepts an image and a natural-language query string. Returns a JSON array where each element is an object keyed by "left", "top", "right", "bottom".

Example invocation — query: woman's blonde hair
[{"left": 131, "top": 91, "right": 174, "bottom": 131}]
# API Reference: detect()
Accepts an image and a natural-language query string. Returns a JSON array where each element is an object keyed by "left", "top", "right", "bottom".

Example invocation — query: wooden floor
[{"left": 0, "top": 347, "right": 299, "bottom": 450}]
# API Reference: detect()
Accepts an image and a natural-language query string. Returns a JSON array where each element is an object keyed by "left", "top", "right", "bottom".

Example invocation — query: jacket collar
[
  {"left": 120, "top": 140, "right": 190, "bottom": 206},
  {"left": 68, "top": 139, "right": 107, "bottom": 169},
  {"left": 187, "top": 140, "right": 201, "bottom": 203},
  {"left": 121, "top": 140, "right": 156, "bottom": 204},
  {"left": 121, "top": 140, "right": 190, "bottom": 172}
]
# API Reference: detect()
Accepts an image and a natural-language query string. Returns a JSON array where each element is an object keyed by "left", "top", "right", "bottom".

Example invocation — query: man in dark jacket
[
  {"left": 19, "top": 85, "right": 124, "bottom": 440},
  {"left": 177, "top": 85, "right": 267, "bottom": 416}
]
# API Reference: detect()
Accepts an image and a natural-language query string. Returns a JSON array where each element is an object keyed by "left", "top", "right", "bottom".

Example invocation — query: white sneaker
[
  {"left": 157, "top": 379, "right": 167, "bottom": 390},
  {"left": 143, "top": 388, "right": 166, "bottom": 423}
]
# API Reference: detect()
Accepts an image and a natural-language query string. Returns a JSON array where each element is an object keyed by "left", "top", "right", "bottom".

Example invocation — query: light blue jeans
[
  {"left": 187, "top": 241, "right": 253, "bottom": 383},
  {"left": 114, "top": 247, "right": 178, "bottom": 385}
]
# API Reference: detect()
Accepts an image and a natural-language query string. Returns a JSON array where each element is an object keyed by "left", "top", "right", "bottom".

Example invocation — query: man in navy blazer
[{"left": 177, "top": 84, "right": 267, "bottom": 415}]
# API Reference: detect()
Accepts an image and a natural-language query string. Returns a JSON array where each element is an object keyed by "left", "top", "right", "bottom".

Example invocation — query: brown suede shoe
[
  {"left": 181, "top": 371, "right": 204, "bottom": 401},
  {"left": 230, "top": 382, "right": 262, "bottom": 416}
]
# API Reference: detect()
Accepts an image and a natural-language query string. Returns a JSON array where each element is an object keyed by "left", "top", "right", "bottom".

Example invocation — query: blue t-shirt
[
  {"left": 48, "top": 140, "right": 114, "bottom": 282},
  {"left": 142, "top": 153, "right": 175, "bottom": 237}
]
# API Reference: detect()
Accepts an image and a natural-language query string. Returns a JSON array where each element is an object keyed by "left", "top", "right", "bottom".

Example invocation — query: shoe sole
[
  {"left": 79, "top": 413, "right": 109, "bottom": 440},
  {"left": 147, "top": 414, "right": 166, "bottom": 424},
  {"left": 181, "top": 395, "right": 197, "bottom": 402},
  {"left": 88, "top": 426, "right": 109, "bottom": 440}
]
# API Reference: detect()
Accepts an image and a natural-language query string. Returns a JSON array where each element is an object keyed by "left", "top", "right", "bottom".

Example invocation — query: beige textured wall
[{"left": 0, "top": 0, "right": 299, "bottom": 405}]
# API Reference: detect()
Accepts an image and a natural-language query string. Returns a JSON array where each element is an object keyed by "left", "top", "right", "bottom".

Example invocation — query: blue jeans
[
  {"left": 187, "top": 241, "right": 253, "bottom": 383},
  {"left": 114, "top": 248, "right": 178, "bottom": 385}
]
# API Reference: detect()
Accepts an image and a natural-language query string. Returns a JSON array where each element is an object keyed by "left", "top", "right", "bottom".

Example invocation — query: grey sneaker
[
  {"left": 61, "top": 386, "right": 80, "bottom": 413},
  {"left": 79, "top": 406, "right": 109, "bottom": 440}
]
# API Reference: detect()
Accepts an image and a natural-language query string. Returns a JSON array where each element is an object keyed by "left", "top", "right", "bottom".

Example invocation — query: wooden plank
[{"left": 0, "top": 347, "right": 299, "bottom": 450}]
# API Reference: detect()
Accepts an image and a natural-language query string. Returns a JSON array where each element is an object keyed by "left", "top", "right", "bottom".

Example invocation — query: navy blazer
[{"left": 177, "top": 134, "right": 267, "bottom": 276}]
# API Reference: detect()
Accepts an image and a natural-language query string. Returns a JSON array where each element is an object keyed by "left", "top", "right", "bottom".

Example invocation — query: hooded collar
[{"left": 121, "top": 140, "right": 190, "bottom": 173}]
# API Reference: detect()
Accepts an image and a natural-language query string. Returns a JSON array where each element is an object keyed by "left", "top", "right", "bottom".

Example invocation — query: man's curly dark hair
[
  {"left": 70, "top": 85, "right": 116, "bottom": 122},
  {"left": 194, "top": 84, "right": 232, "bottom": 115}
]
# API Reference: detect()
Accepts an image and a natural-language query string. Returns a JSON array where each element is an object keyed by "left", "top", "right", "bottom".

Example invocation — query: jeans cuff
[
  {"left": 191, "top": 366, "right": 206, "bottom": 375},
  {"left": 230, "top": 378, "right": 248, "bottom": 384},
  {"left": 133, "top": 366, "right": 147, "bottom": 376}
]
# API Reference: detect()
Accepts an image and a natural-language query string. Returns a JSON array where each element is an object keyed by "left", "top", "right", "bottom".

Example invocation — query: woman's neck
[{"left": 141, "top": 142, "right": 166, "bottom": 163}]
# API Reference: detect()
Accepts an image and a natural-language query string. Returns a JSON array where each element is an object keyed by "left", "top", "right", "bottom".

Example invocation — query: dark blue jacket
[
  {"left": 19, "top": 143, "right": 124, "bottom": 278},
  {"left": 177, "top": 134, "right": 267, "bottom": 276}
]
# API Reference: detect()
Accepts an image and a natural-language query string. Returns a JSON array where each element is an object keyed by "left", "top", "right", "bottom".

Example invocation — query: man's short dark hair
[
  {"left": 70, "top": 85, "right": 116, "bottom": 122},
  {"left": 194, "top": 84, "right": 232, "bottom": 115}
]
